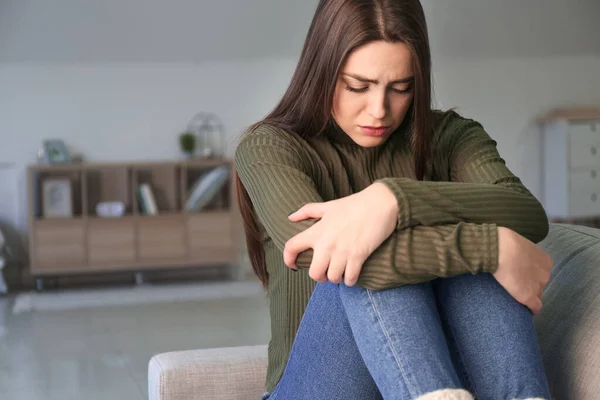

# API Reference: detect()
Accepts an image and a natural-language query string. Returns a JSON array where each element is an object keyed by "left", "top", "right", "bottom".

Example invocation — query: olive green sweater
[{"left": 234, "top": 111, "right": 549, "bottom": 393}]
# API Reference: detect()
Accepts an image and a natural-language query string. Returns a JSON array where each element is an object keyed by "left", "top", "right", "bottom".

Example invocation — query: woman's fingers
[
  {"left": 288, "top": 203, "right": 328, "bottom": 222},
  {"left": 309, "top": 245, "right": 330, "bottom": 283},
  {"left": 529, "top": 297, "right": 543, "bottom": 316},
  {"left": 344, "top": 250, "right": 368, "bottom": 287},
  {"left": 284, "top": 227, "right": 315, "bottom": 270},
  {"left": 327, "top": 251, "right": 347, "bottom": 284}
]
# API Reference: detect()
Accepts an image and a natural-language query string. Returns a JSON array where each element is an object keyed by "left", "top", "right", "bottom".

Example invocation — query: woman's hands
[
  {"left": 284, "top": 182, "right": 398, "bottom": 286},
  {"left": 494, "top": 227, "right": 553, "bottom": 316}
]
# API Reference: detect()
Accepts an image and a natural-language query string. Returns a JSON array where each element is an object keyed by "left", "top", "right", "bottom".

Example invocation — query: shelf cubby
[
  {"left": 134, "top": 165, "right": 181, "bottom": 214},
  {"left": 85, "top": 166, "right": 133, "bottom": 217},
  {"left": 33, "top": 169, "right": 84, "bottom": 219},
  {"left": 183, "top": 163, "right": 231, "bottom": 212}
]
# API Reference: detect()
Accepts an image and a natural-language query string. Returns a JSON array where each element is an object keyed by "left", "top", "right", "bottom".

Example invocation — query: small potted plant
[{"left": 179, "top": 131, "right": 196, "bottom": 159}]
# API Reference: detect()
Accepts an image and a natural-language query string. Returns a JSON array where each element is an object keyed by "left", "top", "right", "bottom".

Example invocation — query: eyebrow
[{"left": 342, "top": 73, "right": 414, "bottom": 85}]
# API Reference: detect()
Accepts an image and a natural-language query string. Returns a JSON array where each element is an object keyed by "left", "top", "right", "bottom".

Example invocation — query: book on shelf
[
  {"left": 136, "top": 187, "right": 147, "bottom": 215},
  {"left": 137, "top": 183, "right": 158, "bottom": 215}
]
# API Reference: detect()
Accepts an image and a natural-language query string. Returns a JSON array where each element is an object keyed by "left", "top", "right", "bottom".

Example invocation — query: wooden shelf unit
[{"left": 27, "top": 159, "right": 239, "bottom": 277}]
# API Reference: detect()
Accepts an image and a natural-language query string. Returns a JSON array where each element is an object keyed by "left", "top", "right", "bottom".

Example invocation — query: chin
[{"left": 353, "top": 135, "right": 390, "bottom": 148}]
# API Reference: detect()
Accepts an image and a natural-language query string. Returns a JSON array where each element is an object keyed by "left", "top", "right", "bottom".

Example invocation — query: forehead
[{"left": 343, "top": 41, "right": 413, "bottom": 78}]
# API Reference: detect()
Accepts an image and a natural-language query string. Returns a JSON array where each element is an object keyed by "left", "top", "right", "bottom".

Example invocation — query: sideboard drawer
[
  {"left": 138, "top": 216, "right": 186, "bottom": 260},
  {"left": 569, "top": 170, "right": 600, "bottom": 218},
  {"left": 36, "top": 244, "right": 85, "bottom": 268},
  {"left": 187, "top": 212, "right": 233, "bottom": 247},
  {"left": 88, "top": 219, "right": 135, "bottom": 264},
  {"left": 33, "top": 220, "right": 85, "bottom": 269},
  {"left": 569, "top": 123, "right": 600, "bottom": 169},
  {"left": 35, "top": 220, "right": 85, "bottom": 245}
]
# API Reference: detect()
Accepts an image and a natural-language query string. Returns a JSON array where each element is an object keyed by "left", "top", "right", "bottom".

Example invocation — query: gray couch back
[{"left": 536, "top": 223, "right": 600, "bottom": 399}]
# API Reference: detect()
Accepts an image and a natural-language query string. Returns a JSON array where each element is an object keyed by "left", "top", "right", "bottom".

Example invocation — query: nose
[{"left": 366, "top": 90, "right": 388, "bottom": 120}]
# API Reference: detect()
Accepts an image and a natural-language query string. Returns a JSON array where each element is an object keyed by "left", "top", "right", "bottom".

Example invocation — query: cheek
[
  {"left": 335, "top": 91, "right": 363, "bottom": 118},
  {"left": 391, "top": 95, "right": 413, "bottom": 119}
]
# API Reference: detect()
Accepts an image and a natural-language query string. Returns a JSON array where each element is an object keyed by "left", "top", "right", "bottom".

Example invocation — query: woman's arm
[
  {"left": 235, "top": 125, "right": 498, "bottom": 289},
  {"left": 356, "top": 222, "right": 497, "bottom": 290},
  {"left": 378, "top": 114, "right": 549, "bottom": 243}
]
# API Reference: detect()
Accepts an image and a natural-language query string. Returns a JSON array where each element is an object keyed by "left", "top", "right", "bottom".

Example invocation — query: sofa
[{"left": 148, "top": 224, "right": 600, "bottom": 400}]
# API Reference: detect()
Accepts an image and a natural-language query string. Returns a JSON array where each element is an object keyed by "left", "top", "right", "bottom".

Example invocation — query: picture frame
[
  {"left": 42, "top": 178, "right": 73, "bottom": 218},
  {"left": 42, "top": 139, "right": 71, "bottom": 164}
]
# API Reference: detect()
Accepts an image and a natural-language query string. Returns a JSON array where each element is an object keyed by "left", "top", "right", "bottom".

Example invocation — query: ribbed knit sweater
[{"left": 234, "top": 110, "right": 549, "bottom": 393}]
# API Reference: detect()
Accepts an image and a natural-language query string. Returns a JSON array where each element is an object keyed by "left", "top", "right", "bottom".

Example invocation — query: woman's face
[{"left": 332, "top": 40, "right": 415, "bottom": 147}]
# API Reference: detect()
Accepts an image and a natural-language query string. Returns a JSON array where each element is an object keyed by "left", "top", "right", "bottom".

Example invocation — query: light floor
[{"left": 0, "top": 288, "right": 271, "bottom": 400}]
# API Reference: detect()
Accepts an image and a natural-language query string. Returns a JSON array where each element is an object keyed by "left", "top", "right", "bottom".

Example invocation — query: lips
[{"left": 359, "top": 126, "right": 391, "bottom": 137}]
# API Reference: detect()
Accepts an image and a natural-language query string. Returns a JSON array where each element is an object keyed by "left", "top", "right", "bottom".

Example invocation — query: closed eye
[
  {"left": 345, "top": 85, "right": 413, "bottom": 95},
  {"left": 391, "top": 86, "right": 413, "bottom": 95},
  {"left": 345, "top": 85, "right": 368, "bottom": 93}
]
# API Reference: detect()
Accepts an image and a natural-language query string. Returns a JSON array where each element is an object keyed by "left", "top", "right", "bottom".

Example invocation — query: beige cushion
[{"left": 148, "top": 345, "right": 267, "bottom": 400}]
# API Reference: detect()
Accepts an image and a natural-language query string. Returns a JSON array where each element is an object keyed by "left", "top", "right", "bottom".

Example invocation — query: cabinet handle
[
  {"left": 592, "top": 194, "right": 598, "bottom": 202},
  {"left": 592, "top": 146, "right": 598, "bottom": 155},
  {"left": 592, "top": 170, "right": 597, "bottom": 179}
]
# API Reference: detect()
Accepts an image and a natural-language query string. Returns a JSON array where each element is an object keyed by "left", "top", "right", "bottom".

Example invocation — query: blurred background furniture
[
  {"left": 148, "top": 223, "right": 600, "bottom": 400},
  {"left": 27, "top": 159, "right": 238, "bottom": 290},
  {"left": 539, "top": 108, "right": 600, "bottom": 227}
]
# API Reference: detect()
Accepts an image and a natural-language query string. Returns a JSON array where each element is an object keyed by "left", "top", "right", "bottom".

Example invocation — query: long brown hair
[{"left": 235, "top": 0, "right": 433, "bottom": 288}]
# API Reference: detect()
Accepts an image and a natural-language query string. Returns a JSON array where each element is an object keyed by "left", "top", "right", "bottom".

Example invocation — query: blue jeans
[{"left": 263, "top": 273, "right": 550, "bottom": 400}]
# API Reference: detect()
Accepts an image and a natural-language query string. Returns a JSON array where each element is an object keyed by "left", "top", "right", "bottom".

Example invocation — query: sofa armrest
[{"left": 148, "top": 345, "right": 268, "bottom": 400}]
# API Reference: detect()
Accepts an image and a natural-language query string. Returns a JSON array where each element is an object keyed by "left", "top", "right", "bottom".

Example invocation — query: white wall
[
  {"left": 3, "top": 0, "right": 598, "bottom": 62},
  {"left": 0, "top": 0, "right": 317, "bottom": 62},
  {"left": 425, "top": 0, "right": 600, "bottom": 58}
]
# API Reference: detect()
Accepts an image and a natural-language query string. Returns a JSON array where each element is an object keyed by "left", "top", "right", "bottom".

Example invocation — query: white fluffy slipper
[{"left": 416, "top": 389, "right": 474, "bottom": 400}]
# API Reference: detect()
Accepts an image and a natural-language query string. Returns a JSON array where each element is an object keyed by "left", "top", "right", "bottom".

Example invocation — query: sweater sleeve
[
  {"left": 235, "top": 125, "right": 498, "bottom": 289},
  {"left": 377, "top": 114, "right": 549, "bottom": 244}
]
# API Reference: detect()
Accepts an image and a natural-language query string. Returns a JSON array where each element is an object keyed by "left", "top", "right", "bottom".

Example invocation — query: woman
[{"left": 234, "top": 0, "right": 552, "bottom": 399}]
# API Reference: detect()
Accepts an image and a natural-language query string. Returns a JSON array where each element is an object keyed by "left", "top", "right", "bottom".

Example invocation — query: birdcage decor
[{"left": 185, "top": 112, "right": 226, "bottom": 159}]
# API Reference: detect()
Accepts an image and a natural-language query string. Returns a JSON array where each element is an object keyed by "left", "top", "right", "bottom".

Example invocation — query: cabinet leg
[
  {"left": 134, "top": 273, "right": 145, "bottom": 286},
  {"left": 35, "top": 278, "right": 44, "bottom": 292},
  {"left": 228, "top": 264, "right": 244, "bottom": 281}
]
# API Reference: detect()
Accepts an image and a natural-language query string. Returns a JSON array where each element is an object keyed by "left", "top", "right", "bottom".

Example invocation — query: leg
[
  {"left": 434, "top": 273, "right": 551, "bottom": 400},
  {"left": 340, "top": 282, "right": 472, "bottom": 400},
  {"left": 35, "top": 278, "right": 44, "bottom": 292},
  {"left": 267, "top": 282, "right": 382, "bottom": 400}
]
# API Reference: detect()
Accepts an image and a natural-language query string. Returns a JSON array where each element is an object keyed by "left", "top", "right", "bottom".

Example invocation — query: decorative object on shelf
[
  {"left": 95, "top": 201, "right": 125, "bottom": 218},
  {"left": 178, "top": 131, "right": 197, "bottom": 159},
  {"left": 185, "top": 165, "right": 230, "bottom": 212},
  {"left": 42, "top": 178, "right": 73, "bottom": 218},
  {"left": 185, "top": 112, "right": 226, "bottom": 159},
  {"left": 40, "top": 139, "right": 71, "bottom": 164}
]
